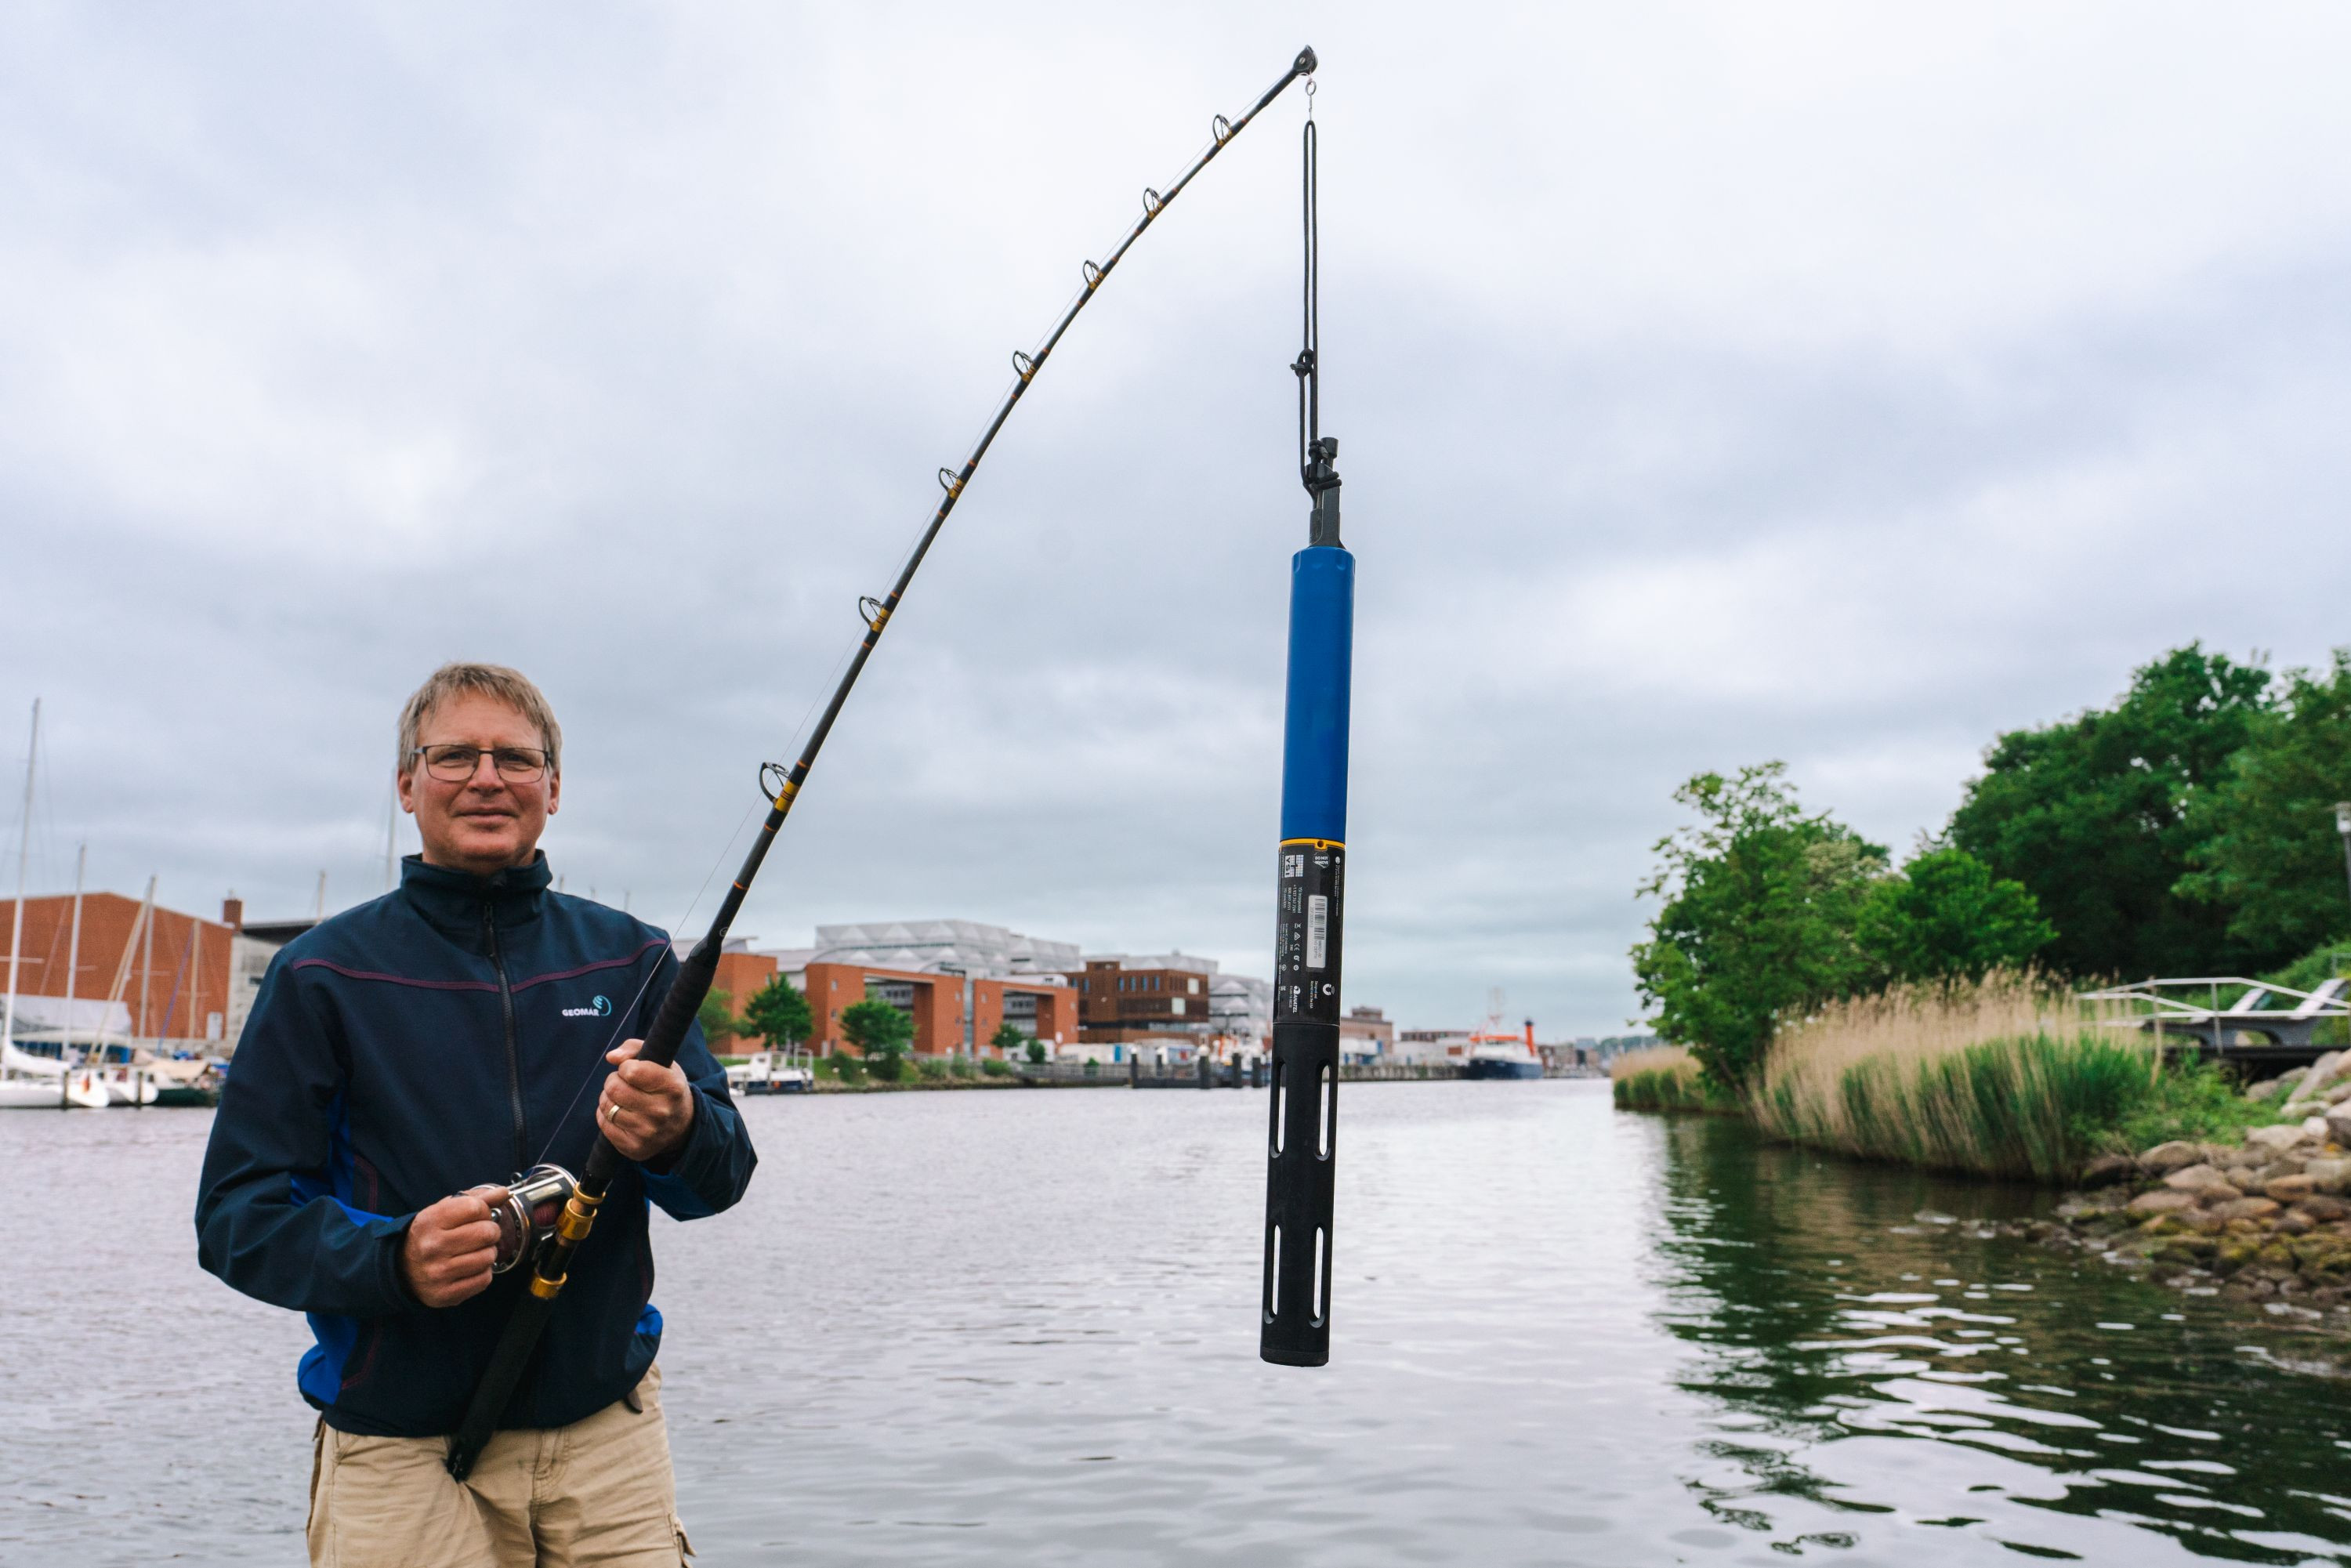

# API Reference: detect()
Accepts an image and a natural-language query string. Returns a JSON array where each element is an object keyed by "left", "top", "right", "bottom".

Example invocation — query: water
[{"left": 3, "top": 1082, "right": 2347, "bottom": 1566}]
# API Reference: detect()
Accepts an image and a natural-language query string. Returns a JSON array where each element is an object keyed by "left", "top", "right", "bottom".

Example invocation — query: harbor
[
  {"left": 6, "top": 8, "right": 2351, "bottom": 1564},
  {"left": 9, "top": 1080, "right": 2347, "bottom": 1566}
]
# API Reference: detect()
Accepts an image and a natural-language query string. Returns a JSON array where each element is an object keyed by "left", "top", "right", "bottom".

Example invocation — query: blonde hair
[{"left": 397, "top": 663, "right": 563, "bottom": 775}]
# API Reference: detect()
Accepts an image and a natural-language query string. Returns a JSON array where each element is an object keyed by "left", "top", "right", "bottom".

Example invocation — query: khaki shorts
[{"left": 307, "top": 1362, "right": 691, "bottom": 1568}]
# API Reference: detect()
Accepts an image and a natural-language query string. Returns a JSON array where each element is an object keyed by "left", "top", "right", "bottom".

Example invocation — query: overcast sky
[{"left": 3, "top": 5, "right": 2347, "bottom": 1035}]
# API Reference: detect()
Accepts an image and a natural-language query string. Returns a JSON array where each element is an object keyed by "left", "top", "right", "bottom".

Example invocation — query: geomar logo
[{"left": 561, "top": 994, "right": 614, "bottom": 1019}]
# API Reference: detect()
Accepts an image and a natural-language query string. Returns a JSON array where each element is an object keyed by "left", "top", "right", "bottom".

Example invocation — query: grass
[
  {"left": 1611, "top": 1046, "right": 1731, "bottom": 1113},
  {"left": 1747, "top": 972, "right": 2297, "bottom": 1182}
]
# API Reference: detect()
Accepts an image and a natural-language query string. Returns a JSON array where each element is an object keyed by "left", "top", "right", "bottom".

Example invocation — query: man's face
[{"left": 397, "top": 691, "right": 561, "bottom": 875}]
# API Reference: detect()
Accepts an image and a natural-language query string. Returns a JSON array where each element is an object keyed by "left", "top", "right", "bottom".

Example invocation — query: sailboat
[
  {"left": 0, "top": 701, "right": 110, "bottom": 1109},
  {"left": 92, "top": 878, "right": 161, "bottom": 1105}
]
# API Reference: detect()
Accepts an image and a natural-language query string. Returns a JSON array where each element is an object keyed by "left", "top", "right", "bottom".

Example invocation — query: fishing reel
[{"left": 465, "top": 1164, "right": 579, "bottom": 1275}]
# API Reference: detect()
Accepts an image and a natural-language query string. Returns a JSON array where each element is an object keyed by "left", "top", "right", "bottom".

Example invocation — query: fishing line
[
  {"left": 527, "top": 615, "right": 868, "bottom": 1167},
  {"left": 447, "top": 47, "right": 1322, "bottom": 1482}
]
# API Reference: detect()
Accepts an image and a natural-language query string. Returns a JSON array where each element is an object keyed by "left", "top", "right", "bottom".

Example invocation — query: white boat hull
[
  {"left": 0, "top": 1071, "right": 110, "bottom": 1109},
  {"left": 102, "top": 1070, "right": 159, "bottom": 1106}
]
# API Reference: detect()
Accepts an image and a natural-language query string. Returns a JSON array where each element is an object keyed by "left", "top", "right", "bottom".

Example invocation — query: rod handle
[{"left": 444, "top": 1289, "right": 556, "bottom": 1479}]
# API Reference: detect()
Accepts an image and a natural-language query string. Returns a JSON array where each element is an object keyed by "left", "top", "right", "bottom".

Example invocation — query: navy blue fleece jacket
[{"left": 194, "top": 853, "right": 755, "bottom": 1437}]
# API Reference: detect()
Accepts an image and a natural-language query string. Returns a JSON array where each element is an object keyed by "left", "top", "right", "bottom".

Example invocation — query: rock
[
  {"left": 2215, "top": 1238, "right": 2260, "bottom": 1274},
  {"left": 2080, "top": 1153, "right": 2135, "bottom": 1188},
  {"left": 2327, "top": 1106, "right": 2351, "bottom": 1146},
  {"left": 2248, "top": 1124, "right": 2309, "bottom": 1154},
  {"left": 2267, "top": 1174, "right": 2320, "bottom": 1203},
  {"left": 2297, "top": 1049, "right": 2347, "bottom": 1101},
  {"left": 2306, "top": 1158, "right": 2351, "bottom": 1194},
  {"left": 2194, "top": 1183, "right": 2248, "bottom": 1206},
  {"left": 2281, "top": 1101, "right": 2320, "bottom": 1121},
  {"left": 2306, "top": 1117, "right": 2333, "bottom": 1139},
  {"left": 2295, "top": 1194, "right": 2351, "bottom": 1222},
  {"left": 2279, "top": 1211, "right": 2317, "bottom": 1235},
  {"left": 2253, "top": 1161, "right": 2306, "bottom": 1186},
  {"left": 2140, "top": 1140, "right": 2203, "bottom": 1173},
  {"left": 2210, "top": 1197, "right": 2283, "bottom": 1223},
  {"left": 2164, "top": 1163, "right": 2234, "bottom": 1193},
  {"left": 2128, "top": 1190, "right": 2198, "bottom": 1215},
  {"left": 2328, "top": 1082, "right": 2351, "bottom": 1106},
  {"left": 2248, "top": 1076, "right": 2293, "bottom": 1103}
]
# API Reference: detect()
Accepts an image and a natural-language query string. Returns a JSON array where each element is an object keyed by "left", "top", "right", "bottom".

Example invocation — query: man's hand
[
  {"left": 400, "top": 1188, "right": 504, "bottom": 1309},
  {"left": 599, "top": 1038, "right": 696, "bottom": 1164}
]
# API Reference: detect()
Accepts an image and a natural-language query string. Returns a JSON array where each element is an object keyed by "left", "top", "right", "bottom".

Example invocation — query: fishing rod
[{"left": 445, "top": 44, "right": 1323, "bottom": 1482}]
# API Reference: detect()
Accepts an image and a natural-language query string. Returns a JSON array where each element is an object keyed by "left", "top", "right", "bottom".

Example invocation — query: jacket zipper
[{"left": 483, "top": 902, "right": 527, "bottom": 1173}]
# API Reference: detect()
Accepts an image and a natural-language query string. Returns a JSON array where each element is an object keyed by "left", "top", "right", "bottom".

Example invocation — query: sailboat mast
[
  {"left": 3, "top": 699, "right": 38, "bottom": 1057},
  {"left": 139, "top": 879, "right": 156, "bottom": 1043},
  {"left": 60, "top": 844, "right": 84, "bottom": 1109},
  {"left": 63, "top": 846, "right": 85, "bottom": 1029}
]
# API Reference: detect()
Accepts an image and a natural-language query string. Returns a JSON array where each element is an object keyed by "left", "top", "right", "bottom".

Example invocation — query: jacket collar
[{"left": 399, "top": 851, "right": 552, "bottom": 940}]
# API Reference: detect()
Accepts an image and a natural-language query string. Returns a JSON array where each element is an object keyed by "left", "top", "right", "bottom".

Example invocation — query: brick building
[
  {"left": 799, "top": 961, "right": 1076, "bottom": 1057},
  {"left": 0, "top": 891, "right": 237, "bottom": 1047},
  {"left": 1339, "top": 1005, "right": 1395, "bottom": 1060},
  {"left": 765, "top": 919, "right": 1082, "bottom": 1058},
  {"left": 1078, "top": 954, "right": 1217, "bottom": 1043}
]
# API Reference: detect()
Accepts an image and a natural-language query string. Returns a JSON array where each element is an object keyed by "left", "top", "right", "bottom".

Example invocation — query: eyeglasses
[{"left": 411, "top": 744, "right": 552, "bottom": 784}]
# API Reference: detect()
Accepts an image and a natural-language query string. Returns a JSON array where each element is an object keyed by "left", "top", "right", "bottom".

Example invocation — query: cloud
[{"left": 3, "top": 5, "right": 2349, "bottom": 1034}]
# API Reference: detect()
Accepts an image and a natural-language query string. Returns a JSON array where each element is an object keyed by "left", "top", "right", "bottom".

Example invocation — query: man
[{"left": 197, "top": 662, "right": 755, "bottom": 1567}]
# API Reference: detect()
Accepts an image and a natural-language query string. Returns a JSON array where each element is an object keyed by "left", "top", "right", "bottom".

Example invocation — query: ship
[{"left": 1462, "top": 1016, "right": 1545, "bottom": 1080}]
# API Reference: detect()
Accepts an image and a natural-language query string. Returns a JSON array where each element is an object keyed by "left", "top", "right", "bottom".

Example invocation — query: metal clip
[
  {"left": 1212, "top": 114, "right": 1233, "bottom": 146},
  {"left": 1142, "top": 187, "right": 1164, "bottom": 216},
  {"left": 1081, "top": 259, "right": 1103, "bottom": 290},
  {"left": 857, "top": 595, "right": 888, "bottom": 632},
  {"left": 1012, "top": 350, "right": 1036, "bottom": 382},
  {"left": 937, "top": 467, "right": 963, "bottom": 496}
]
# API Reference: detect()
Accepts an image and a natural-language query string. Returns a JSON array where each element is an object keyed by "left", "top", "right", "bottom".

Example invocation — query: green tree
[
  {"left": 1947, "top": 643, "right": 2273, "bottom": 978},
  {"left": 2178, "top": 650, "right": 2351, "bottom": 966},
  {"left": 742, "top": 974, "right": 814, "bottom": 1048},
  {"left": 1025, "top": 1038, "right": 1048, "bottom": 1065},
  {"left": 1855, "top": 846, "right": 2056, "bottom": 986},
  {"left": 1631, "top": 763, "right": 1886, "bottom": 1092},
  {"left": 988, "top": 1021, "right": 1028, "bottom": 1056},
  {"left": 697, "top": 987, "right": 737, "bottom": 1051},
  {"left": 838, "top": 998, "right": 914, "bottom": 1071}
]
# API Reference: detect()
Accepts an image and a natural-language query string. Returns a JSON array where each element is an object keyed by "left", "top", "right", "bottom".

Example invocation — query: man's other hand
[
  {"left": 401, "top": 1189, "right": 504, "bottom": 1309},
  {"left": 600, "top": 1039, "right": 696, "bottom": 1164}
]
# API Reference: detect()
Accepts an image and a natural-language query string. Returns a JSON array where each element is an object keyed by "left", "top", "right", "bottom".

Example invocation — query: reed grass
[
  {"left": 1748, "top": 972, "right": 2173, "bottom": 1181},
  {"left": 1611, "top": 1045, "right": 1722, "bottom": 1113}
]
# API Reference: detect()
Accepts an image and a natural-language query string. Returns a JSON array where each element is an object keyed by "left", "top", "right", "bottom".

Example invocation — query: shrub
[
  {"left": 915, "top": 1057, "right": 947, "bottom": 1081},
  {"left": 829, "top": 1052, "right": 866, "bottom": 1085},
  {"left": 980, "top": 1057, "right": 1011, "bottom": 1077},
  {"left": 1610, "top": 1046, "right": 1726, "bottom": 1113},
  {"left": 1748, "top": 973, "right": 2296, "bottom": 1180},
  {"left": 868, "top": 1052, "right": 905, "bottom": 1083}
]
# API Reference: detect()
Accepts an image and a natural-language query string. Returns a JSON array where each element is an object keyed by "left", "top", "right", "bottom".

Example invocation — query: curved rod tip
[{"left": 1295, "top": 46, "right": 1317, "bottom": 77}]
